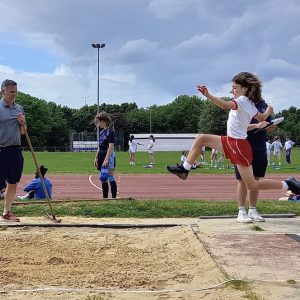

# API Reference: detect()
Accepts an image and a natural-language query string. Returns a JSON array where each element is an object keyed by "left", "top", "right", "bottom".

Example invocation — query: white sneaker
[
  {"left": 237, "top": 210, "right": 253, "bottom": 223},
  {"left": 248, "top": 209, "right": 265, "bottom": 222},
  {"left": 17, "top": 195, "right": 29, "bottom": 200}
]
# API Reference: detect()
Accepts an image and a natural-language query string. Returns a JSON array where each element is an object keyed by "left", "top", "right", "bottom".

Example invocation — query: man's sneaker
[
  {"left": 285, "top": 177, "right": 300, "bottom": 195},
  {"left": 1, "top": 212, "right": 20, "bottom": 222},
  {"left": 236, "top": 210, "right": 253, "bottom": 223},
  {"left": 166, "top": 163, "right": 189, "bottom": 180},
  {"left": 248, "top": 209, "right": 265, "bottom": 222}
]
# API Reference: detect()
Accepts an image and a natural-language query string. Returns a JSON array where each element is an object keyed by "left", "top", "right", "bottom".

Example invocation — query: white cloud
[
  {"left": 0, "top": 0, "right": 299, "bottom": 113},
  {"left": 264, "top": 77, "right": 300, "bottom": 112},
  {"left": 118, "top": 39, "right": 160, "bottom": 63},
  {"left": 54, "top": 65, "right": 75, "bottom": 77},
  {"left": 148, "top": 0, "right": 194, "bottom": 19}
]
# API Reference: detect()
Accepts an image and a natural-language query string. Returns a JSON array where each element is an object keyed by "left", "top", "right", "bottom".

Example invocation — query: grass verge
[{"left": 3, "top": 199, "right": 300, "bottom": 219}]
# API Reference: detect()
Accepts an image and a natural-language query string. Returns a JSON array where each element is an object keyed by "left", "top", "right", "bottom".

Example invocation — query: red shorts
[{"left": 221, "top": 136, "right": 253, "bottom": 166}]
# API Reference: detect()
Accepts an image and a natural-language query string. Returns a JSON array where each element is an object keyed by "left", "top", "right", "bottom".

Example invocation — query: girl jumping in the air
[{"left": 167, "top": 72, "right": 300, "bottom": 195}]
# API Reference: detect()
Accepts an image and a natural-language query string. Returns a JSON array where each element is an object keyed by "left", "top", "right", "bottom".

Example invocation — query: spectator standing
[
  {"left": 128, "top": 135, "right": 143, "bottom": 165},
  {"left": 94, "top": 112, "right": 118, "bottom": 198},
  {"left": 271, "top": 136, "right": 283, "bottom": 166},
  {"left": 284, "top": 137, "right": 295, "bottom": 164},
  {"left": 266, "top": 138, "right": 272, "bottom": 166},
  {"left": 0, "top": 79, "right": 26, "bottom": 222},
  {"left": 148, "top": 135, "right": 155, "bottom": 165}
]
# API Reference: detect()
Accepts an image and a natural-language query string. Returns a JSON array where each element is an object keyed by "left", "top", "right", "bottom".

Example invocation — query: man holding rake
[{"left": 0, "top": 79, "right": 26, "bottom": 222}]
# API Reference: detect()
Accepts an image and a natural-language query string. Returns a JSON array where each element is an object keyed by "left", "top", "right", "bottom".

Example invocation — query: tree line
[{"left": 15, "top": 92, "right": 299, "bottom": 150}]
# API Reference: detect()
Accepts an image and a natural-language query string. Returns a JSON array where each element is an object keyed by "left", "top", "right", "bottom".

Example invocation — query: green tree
[
  {"left": 198, "top": 99, "right": 229, "bottom": 135},
  {"left": 164, "top": 95, "right": 204, "bottom": 133},
  {"left": 46, "top": 102, "right": 69, "bottom": 147},
  {"left": 17, "top": 92, "right": 52, "bottom": 146}
]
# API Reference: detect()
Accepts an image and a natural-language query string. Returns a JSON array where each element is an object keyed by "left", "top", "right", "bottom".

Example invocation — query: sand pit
[{"left": 0, "top": 218, "right": 246, "bottom": 300}]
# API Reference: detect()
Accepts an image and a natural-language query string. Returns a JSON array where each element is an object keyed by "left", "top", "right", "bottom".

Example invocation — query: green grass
[
  {"left": 22, "top": 148, "right": 300, "bottom": 174},
  {"left": 250, "top": 225, "right": 265, "bottom": 231},
  {"left": 3, "top": 200, "right": 299, "bottom": 218},
  {"left": 9, "top": 148, "right": 300, "bottom": 219}
]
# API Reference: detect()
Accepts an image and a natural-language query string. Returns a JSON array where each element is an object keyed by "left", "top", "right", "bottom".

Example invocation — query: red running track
[{"left": 16, "top": 174, "right": 291, "bottom": 201}]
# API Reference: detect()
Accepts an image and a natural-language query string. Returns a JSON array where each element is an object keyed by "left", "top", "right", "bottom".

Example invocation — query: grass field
[
  {"left": 1, "top": 148, "right": 298, "bottom": 218},
  {"left": 22, "top": 148, "right": 300, "bottom": 174}
]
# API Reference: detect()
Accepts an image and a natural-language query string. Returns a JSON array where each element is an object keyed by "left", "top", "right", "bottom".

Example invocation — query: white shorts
[{"left": 274, "top": 151, "right": 281, "bottom": 157}]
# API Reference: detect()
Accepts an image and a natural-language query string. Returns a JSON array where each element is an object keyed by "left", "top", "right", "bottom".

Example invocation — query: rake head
[{"left": 45, "top": 214, "right": 62, "bottom": 223}]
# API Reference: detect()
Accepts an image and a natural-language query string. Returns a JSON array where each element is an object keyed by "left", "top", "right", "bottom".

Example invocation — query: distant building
[{"left": 131, "top": 133, "right": 198, "bottom": 151}]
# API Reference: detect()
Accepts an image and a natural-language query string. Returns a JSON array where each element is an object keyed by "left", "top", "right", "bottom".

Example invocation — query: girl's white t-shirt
[
  {"left": 227, "top": 96, "right": 258, "bottom": 139},
  {"left": 272, "top": 141, "right": 282, "bottom": 153},
  {"left": 285, "top": 140, "right": 294, "bottom": 150},
  {"left": 129, "top": 140, "right": 137, "bottom": 152},
  {"left": 148, "top": 140, "right": 154, "bottom": 153}
]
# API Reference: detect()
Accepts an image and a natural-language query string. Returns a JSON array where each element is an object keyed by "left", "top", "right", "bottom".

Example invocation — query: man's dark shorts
[
  {"left": 0, "top": 146, "right": 24, "bottom": 184},
  {"left": 234, "top": 150, "right": 268, "bottom": 180}
]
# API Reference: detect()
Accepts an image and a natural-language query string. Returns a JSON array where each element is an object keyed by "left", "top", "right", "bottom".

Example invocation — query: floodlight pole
[{"left": 92, "top": 43, "right": 106, "bottom": 142}]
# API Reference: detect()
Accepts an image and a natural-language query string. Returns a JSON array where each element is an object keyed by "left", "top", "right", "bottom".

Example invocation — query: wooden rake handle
[{"left": 22, "top": 126, "right": 58, "bottom": 222}]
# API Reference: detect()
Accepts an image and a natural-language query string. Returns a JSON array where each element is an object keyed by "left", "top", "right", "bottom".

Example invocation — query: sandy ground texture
[
  {"left": 0, "top": 217, "right": 246, "bottom": 300},
  {"left": 1, "top": 216, "right": 299, "bottom": 299}
]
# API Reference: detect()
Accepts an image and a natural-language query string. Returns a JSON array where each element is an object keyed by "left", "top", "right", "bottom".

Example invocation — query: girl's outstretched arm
[{"left": 197, "top": 85, "right": 236, "bottom": 110}]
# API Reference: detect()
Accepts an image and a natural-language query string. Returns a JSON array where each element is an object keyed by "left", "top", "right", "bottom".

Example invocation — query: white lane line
[{"left": 88, "top": 174, "right": 102, "bottom": 191}]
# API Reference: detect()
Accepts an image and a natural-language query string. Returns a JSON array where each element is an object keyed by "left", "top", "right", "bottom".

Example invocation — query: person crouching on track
[
  {"left": 94, "top": 112, "right": 118, "bottom": 198},
  {"left": 17, "top": 165, "right": 52, "bottom": 200}
]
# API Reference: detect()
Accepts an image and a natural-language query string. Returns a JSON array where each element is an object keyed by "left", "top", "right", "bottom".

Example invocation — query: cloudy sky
[{"left": 0, "top": 0, "right": 299, "bottom": 112}]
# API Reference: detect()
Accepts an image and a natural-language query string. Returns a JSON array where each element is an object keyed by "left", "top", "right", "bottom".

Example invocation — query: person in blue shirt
[
  {"left": 94, "top": 112, "right": 117, "bottom": 198},
  {"left": 17, "top": 165, "right": 52, "bottom": 200}
]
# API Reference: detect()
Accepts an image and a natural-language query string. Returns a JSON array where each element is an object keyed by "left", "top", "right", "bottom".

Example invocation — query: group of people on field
[
  {"left": 128, "top": 134, "right": 156, "bottom": 166},
  {"left": 266, "top": 136, "right": 295, "bottom": 166},
  {"left": 1, "top": 73, "right": 299, "bottom": 223}
]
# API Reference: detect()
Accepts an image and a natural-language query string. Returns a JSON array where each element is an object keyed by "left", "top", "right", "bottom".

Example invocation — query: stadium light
[
  {"left": 146, "top": 106, "right": 152, "bottom": 134},
  {"left": 91, "top": 43, "right": 106, "bottom": 141}
]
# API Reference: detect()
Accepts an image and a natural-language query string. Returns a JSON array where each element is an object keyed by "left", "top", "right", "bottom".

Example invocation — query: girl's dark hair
[
  {"left": 150, "top": 135, "right": 155, "bottom": 142},
  {"left": 35, "top": 165, "right": 48, "bottom": 179},
  {"left": 232, "top": 72, "right": 262, "bottom": 103},
  {"left": 130, "top": 135, "right": 134, "bottom": 142},
  {"left": 94, "top": 111, "right": 112, "bottom": 128}
]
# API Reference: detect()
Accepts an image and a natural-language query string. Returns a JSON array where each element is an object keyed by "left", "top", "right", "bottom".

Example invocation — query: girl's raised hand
[{"left": 197, "top": 85, "right": 209, "bottom": 97}]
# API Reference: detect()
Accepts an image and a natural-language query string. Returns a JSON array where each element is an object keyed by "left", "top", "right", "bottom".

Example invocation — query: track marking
[
  {"left": 88, "top": 175, "right": 102, "bottom": 190},
  {"left": 88, "top": 174, "right": 120, "bottom": 198}
]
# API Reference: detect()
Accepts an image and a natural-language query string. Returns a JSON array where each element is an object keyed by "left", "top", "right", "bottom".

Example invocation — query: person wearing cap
[
  {"left": 17, "top": 165, "right": 52, "bottom": 200},
  {"left": 0, "top": 79, "right": 26, "bottom": 222}
]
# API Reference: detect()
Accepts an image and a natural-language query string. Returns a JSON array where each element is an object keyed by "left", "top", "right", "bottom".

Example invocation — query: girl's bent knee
[{"left": 246, "top": 182, "right": 259, "bottom": 190}]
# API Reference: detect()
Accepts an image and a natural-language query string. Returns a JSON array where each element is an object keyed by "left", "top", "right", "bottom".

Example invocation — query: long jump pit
[{"left": 0, "top": 217, "right": 246, "bottom": 300}]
